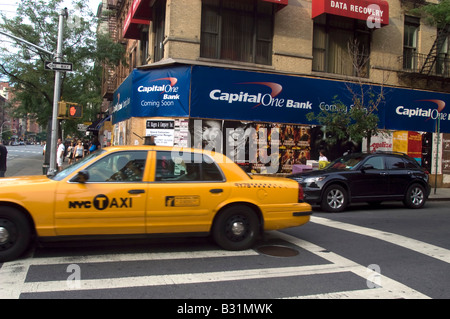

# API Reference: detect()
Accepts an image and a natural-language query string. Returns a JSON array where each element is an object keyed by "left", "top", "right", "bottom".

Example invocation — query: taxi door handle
[
  {"left": 128, "top": 189, "right": 145, "bottom": 194},
  {"left": 209, "top": 188, "right": 223, "bottom": 194}
]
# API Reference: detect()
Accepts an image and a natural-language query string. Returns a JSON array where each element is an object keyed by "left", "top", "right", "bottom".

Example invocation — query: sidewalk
[{"left": 428, "top": 187, "right": 450, "bottom": 201}]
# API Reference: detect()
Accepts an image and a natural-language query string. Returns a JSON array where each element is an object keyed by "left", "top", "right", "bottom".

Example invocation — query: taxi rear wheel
[
  {"left": 0, "top": 207, "right": 32, "bottom": 262},
  {"left": 212, "top": 205, "right": 260, "bottom": 251}
]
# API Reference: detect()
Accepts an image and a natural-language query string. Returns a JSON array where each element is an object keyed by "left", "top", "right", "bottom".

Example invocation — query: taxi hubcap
[
  {"left": 0, "top": 226, "right": 9, "bottom": 244},
  {"left": 226, "top": 215, "right": 249, "bottom": 241},
  {"left": 231, "top": 222, "right": 245, "bottom": 236}
]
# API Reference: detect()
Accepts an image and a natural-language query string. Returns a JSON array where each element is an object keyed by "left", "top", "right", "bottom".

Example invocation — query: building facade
[{"left": 99, "top": 0, "right": 450, "bottom": 186}]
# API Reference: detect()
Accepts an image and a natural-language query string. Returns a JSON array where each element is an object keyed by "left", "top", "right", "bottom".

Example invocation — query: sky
[
  {"left": 0, "top": 0, "right": 101, "bottom": 81},
  {"left": 0, "top": 0, "right": 101, "bottom": 19}
]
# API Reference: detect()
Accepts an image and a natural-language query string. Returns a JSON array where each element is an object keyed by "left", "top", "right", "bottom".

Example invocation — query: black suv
[{"left": 288, "top": 152, "right": 431, "bottom": 212}]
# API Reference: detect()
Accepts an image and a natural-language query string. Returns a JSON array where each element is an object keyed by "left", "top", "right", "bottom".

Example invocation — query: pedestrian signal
[
  {"left": 67, "top": 103, "right": 82, "bottom": 118},
  {"left": 58, "top": 101, "right": 83, "bottom": 119}
]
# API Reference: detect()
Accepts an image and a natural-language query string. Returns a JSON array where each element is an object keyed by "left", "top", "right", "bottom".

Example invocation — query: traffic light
[
  {"left": 67, "top": 102, "right": 82, "bottom": 118},
  {"left": 57, "top": 101, "right": 83, "bottom": 119},
  {"left": 58, "top": 101, "right": 67, "bottom": 117}
]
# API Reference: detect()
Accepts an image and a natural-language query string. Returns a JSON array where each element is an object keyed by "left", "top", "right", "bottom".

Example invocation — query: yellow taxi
[{"left": 0, "top": 146, "right": 311, "bottom": 261}]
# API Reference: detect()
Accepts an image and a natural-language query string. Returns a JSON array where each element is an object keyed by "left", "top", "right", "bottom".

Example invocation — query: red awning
[
  {"left": 132, "top": 0, "right": 152, "bottom": 20},
  {"left": 123, "top": 8, "right": 150, "bottom": 39},
  {"left": 312, "top": 0, "right": 389, "bottom": 26}
]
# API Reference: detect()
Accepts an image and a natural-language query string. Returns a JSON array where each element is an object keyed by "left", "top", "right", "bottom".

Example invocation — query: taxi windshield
[{"left": 50, "top": 150, "right": 106, "bottom": 181}]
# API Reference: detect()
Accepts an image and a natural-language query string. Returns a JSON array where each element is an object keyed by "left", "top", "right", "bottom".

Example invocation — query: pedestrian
[
  {"left": 56, "top": 138, "right": 65, "bottom": 171},
  {"left": 0, "top": 141, "right": 7, "bottom": 177},
  {"left": 319, "top": 150, "right": 328, "bottom": 162},
  {"left": 318, "top": 150, "right": 329, "bottom": 169},
  {"left": 73, "top": 140, "right": 84, "bottom": 162},
  {"left": 66, "top": 141, "right": 75, "bottom": 165}
]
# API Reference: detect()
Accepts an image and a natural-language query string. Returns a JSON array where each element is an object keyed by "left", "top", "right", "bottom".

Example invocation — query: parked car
[
  {"left": 0, "top": 145, "right": 311, "bottom": 262},
  {"left": 288, "top": 152, "right": 431, "bottom": 212}
]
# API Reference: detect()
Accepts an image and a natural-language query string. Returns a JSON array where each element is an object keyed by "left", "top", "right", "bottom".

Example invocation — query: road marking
[
  {"left": 311, "top": 216, "right": 450, "bottom": 264},
  {"left": 274, "top": 232, "right": 429, "bottom": 299},
  {"left": 0, "top": 217, "right": 437, "bottom": 299},
  {"left": 0, "top": 249, "right": 257, "bottom": 298},
  {"left": 19, "top": 263, "right": 356, "bottom": 294}
]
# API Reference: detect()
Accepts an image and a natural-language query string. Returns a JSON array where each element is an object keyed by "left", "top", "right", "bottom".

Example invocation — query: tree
[
  {"left": 307, "top": 39, "right": 385, "bottom": 153},
  {"left": 413, "top": 0, "right": 450, "bottom": 27},
  {"left": 0, "top": 0, "right": 125, "bottom": 137}
]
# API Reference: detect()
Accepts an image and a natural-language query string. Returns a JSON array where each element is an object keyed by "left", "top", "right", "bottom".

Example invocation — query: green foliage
[
  {"left": 307, "top": 84, "right": 383, "bottom": 150},
  {"left": 412, "top": 0, "right": 450, "bottom": 27},
  {"left": 0, "top": 0, "right": 125, "bottom": 137}
]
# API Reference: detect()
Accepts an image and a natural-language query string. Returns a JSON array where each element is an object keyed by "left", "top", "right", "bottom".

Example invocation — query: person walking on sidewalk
[
  {"left": 56, "top": 138, "right": 65, "bottom": 172},
  {"left": 0, "top": 141, "right": 7, "bottom": 177}
]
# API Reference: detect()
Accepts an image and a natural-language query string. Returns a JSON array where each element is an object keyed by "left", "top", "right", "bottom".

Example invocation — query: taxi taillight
[{"left": 298, "top": 184, "right": 304, "bottom": 202}]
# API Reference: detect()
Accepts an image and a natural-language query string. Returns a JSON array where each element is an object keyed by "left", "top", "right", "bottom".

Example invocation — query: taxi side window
[
  {"left": 155, "top": 151, "right": 224, "bottom": 182},
  {"left": 85, "top": 151, "right": 147, "bottom": 182}
]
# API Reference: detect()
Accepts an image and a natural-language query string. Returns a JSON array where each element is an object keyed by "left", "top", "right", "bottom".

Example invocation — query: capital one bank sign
[{"left": 312, "top": 0, "right": 389, "bottom": 28}]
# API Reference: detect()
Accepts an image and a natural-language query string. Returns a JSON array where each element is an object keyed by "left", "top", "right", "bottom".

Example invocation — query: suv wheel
[
  {"left": 403, "top": 184, "right": 426, "bottom": 209},
  {"left": 321, "top": 185, "right": 348, "bottom": 213}
]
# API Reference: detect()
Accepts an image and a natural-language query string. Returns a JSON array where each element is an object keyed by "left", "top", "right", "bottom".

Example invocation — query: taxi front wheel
[
  {"left": 0, "top": 207, "right": 32, "bottom": 262},
  {"left": 212, "top": 205, "right": 260, "bottom": 251}
]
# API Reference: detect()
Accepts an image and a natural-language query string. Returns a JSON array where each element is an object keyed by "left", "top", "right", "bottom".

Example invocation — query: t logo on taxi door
[{"left": 93, "top": 194, "right": 109, "bottom": 210}]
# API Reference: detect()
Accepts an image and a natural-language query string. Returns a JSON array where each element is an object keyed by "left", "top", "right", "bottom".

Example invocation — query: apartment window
[
  {"left": 153, "top": 0, "right": 166, "bottom": 62},
  {"left": 313, "top": 15, "right": 371, "bottom": 77},
  {"left": 436, "top": 29, "right": 449, "bottom": 76},
  {"left": 140, "top": 27, "right": 149, "bottom": 65},
  {"left": 200, "top": 0, "right": 274, "bottom": 65},
  {"left": 403, "top": 16, "right": 420, "bottom": 70},
  {"left": 129, "top": 49, "right": 136, "bottom": 73}
]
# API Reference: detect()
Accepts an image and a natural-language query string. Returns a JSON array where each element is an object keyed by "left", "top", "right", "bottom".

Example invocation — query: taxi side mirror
[{"left": 75, "top": 170, "right": 90, "bottom": 183}]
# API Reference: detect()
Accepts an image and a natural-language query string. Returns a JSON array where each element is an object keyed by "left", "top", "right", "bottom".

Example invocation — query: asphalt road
[
  {"left": 1, "top": 145, "right": 449, "bottom": 302},
  {"left": 3, "top": 144, "right": 46, "bottom": 176}
]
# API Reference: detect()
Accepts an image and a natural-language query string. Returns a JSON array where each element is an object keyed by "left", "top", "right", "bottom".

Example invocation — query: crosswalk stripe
[
  {"left": 26, "top": 249, "right": 260, "bottom": 265},
  {"left": 20, "top": 263, "right": 351, "bottom": 294},
  {"left": 273, "top": 232, "right": 430, "bottom": 299},
  {"left": 311, "top": 216, "right": 450, "bottom": 264}
]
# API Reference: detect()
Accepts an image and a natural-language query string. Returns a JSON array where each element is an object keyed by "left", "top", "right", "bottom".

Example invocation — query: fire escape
[
  {"left": 399, "top": 23, "right": 450, "bottom": 83},
  {"left": 419, "top": 24, "right": 450, "bottom": 77},
  {"left": 101, "top": 0, "right": 124, "bottom": 101}
]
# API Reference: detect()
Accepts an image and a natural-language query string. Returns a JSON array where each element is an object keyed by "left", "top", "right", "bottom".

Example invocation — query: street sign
[{"left": 44, "top": 61, "right": 73, "bottom": 72}]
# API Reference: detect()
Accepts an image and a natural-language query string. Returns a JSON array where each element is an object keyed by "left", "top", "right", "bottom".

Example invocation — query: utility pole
[{"left": 48, "top": 8, "right": 68, "bottom": 175}]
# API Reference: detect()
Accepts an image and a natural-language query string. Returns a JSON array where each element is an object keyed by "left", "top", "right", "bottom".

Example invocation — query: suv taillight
[{"left": 298, "top": 184, "right": 304, "bottom": 202}]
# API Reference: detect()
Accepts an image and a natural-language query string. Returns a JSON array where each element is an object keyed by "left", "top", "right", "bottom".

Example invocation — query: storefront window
[
  {"left": 200, "top": 0, "right": 274, "bottom": 65},
  {"left": 313, "top": 15, "right": 371, "bottom": 77}
]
